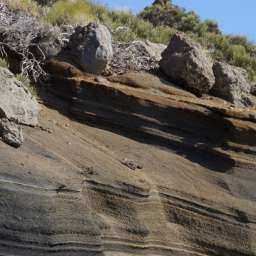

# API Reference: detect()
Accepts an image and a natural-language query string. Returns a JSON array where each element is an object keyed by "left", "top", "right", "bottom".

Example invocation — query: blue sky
[{"left": 97, "top": 0, "right": 256, "bottom": 42}]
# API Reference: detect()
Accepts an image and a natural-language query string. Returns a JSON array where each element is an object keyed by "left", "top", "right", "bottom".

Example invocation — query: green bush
[
  {"left": 4, "top": 0, "right": 44, "bottom": 16},
  {"left": 93, "top": 7, "right": 175, "bottom": 44},
  {"left": 16, "top": 74, "right": 38, "bottom": 96},
  {"left": 44, "top": 0, "right": 96, "bottom": 25},
  {"left": 0, "top": 58, "right": 9, "bottom": 68}
]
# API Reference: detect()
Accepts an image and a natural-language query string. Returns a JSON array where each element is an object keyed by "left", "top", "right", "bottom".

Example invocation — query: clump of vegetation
[
  {"left": 0, "top": 57, "right": 37, "bottom": 96},
  {"left": 0, "top": 58, "right": 9, "bottom": 68},
  {"left": 43, "top": 0, "right": 174, "bottom": 44},
  {"left": 139, "top": 2, "right": 221, "bottom": 36},
  {"left": 94, "top": 7, "right": 175, "bottom": 44},
  {"left": 196, "top": 33, "right": 256, "bottom": 80},
  {"left": 44, "top": 0, "right": 95, "bottom": 25},
  {"left": 15, "top": 73, "right": 30, "bottom": 86},
  {"left": 3, "top": 0, "right": 44, "bottom": 17},
  {"left": 16, "top": 73, "right": 38, "bottom": 96}
]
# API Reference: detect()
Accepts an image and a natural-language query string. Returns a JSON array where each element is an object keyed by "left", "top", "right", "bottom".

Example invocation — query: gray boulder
[
  {"left": 212, "top": 61, "right": 253, "bottom": 107},
  {"left": 160, "top": 32, "right": 215, "bottom": 94},
  {"left": 0, "top": 68, "right": 38, "bottom": 147},
  {"left": 67, "top": 22, "right": 113, "bottom": 75}
]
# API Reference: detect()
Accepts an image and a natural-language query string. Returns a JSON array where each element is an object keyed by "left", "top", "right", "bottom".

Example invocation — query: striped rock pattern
[{"left": 0, "top": 61, "right": 256, "bottom": 256}]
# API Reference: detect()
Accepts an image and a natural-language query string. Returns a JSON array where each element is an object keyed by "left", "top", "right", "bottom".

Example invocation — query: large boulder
[
  {"left": 67, "top": 22, "right": 113, "bottom": 75},
  {"left": 0, "top": 68, "right": 38, "bottom": 147},
  {"left": 160, "top": 32, "right": 215, "bottom": 94},
  {"left": 212, "top": 61, "right": 253, "bottom": 107}
]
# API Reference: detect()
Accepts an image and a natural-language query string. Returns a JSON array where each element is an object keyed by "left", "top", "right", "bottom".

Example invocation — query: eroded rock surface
[
  {"left": 0, "top": 67, "right": 38, "bottom": 147},
  {"left": 160, "top": 32, "right": 215, "bottom": 94},
  {"left": 0, "top": 60, "right": 253, "bottom": 255},
  {"left": 0, "top": 118, "right": 24, "bottom": 147}
]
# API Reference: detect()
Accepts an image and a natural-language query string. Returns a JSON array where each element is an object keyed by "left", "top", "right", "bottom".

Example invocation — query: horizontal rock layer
[{"left": 1, "top": 63, "right": 256, "bottom": 255}]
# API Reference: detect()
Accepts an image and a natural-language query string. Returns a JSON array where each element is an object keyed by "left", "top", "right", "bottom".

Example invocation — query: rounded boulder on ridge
[{"left": 67, "top": 22, "right": 113, "bottom": 75}]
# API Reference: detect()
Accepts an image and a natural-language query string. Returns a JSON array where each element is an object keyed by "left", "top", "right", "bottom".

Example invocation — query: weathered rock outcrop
[
  {"left": 0, "top": 60, "right": 252, "bottom": 255},
  {"left": 0, "top": 67, "right": 38, "bottom": 147},
  {"left": 160, "top": 32, "right": 215, "bottom": 94},
  {"left": 212, "top": 61, "right": 254, "bottom": 107},
  {"left": 110, "top": 40, "right": 166, "bottom": 74},
  {"left": 66, "top": 22, "right": 113, "bottom": 74}
]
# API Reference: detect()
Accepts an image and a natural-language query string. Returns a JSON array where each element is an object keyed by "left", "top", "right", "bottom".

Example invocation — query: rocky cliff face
[
  {"left": 0, "top": 60, "right": 256, "bottom": 256},
  {"left": 0, "top": 3, "right": 256, "bottom": 255}
]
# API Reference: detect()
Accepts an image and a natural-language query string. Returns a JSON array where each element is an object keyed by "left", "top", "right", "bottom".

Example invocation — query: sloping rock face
[
  {"left": 0, "top": 67, "right": 38, "bottom": 147},
  {"left": 66, "top": 22, "right": 113, "bottom": 74},
  {"left": 1, "top": 61, "right": 256, "bottom": 255},
  {"left": 0, "top": 68, "right": 38, "bottom": 125},
  {"left": 160, "top": 32, "right": 215, "bottom": 94},
  {"left": 212, "top": 61, "right": 253, "bottom": 107}
]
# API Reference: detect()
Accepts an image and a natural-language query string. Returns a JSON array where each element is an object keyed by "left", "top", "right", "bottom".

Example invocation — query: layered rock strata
[{"left": 0, "top": 61, "right": 256, "bottom": 256}]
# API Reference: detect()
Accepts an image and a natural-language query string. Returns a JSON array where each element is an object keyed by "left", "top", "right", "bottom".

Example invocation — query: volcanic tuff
[
  {"left": 0, "top": 59, "right": 256, "bottom": 256},
  {"left": 1, "top": 1, "right": 256, "bottom": 255}
]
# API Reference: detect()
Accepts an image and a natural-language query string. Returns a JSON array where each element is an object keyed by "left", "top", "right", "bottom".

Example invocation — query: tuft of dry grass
[{"left": 0, "top": 58, "right": 9, "bottom": 68}]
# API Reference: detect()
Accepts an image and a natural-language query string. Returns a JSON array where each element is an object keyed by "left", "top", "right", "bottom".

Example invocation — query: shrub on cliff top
[
  {"left": 44, "top": 0, "right": 96, "bottom": 25},
  {"left": 43, "top": 0, "right": 174, "bottom": 44},
  {"left": 0, "top": 58, "right": 9, "bottom": 68},
  {"left": 3, "top": 0, "right": 43, "bottom": 16}
]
